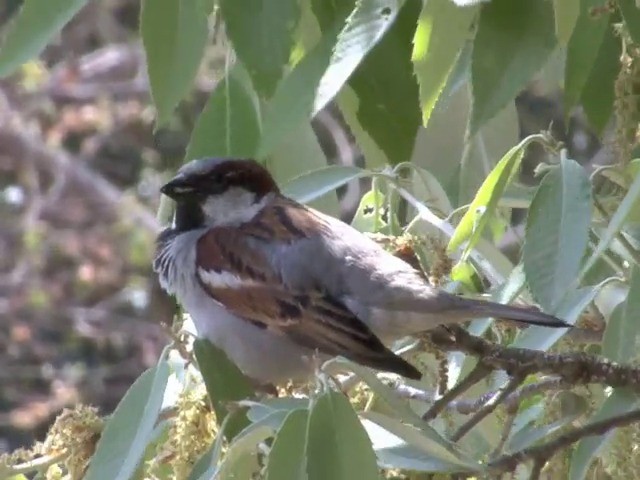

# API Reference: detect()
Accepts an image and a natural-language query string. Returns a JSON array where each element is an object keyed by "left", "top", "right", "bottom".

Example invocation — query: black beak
[{"left": 160, "top": 173, "right": 194, "bottom": 200}]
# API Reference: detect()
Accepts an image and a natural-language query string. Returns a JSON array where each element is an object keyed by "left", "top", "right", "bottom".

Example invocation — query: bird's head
[{"left": 161, "top": 158, "right": 279, "bottom": 230}]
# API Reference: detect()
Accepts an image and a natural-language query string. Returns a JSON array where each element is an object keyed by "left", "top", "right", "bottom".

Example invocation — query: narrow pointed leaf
[
  {"left": 314, "top": 0, "right": 405, "bottom": 115},
  {"left": 219, "top": 0, "right": 300, "bottom": 97},
  {"left": 448, "top": 135, "right": 540, "bottom": 254},
  {"left": 257, "top": 24, "right": 340, "bottom": 158},
  {"left": 185, "top": 69, "right": 260, "bottom": 161},
  {"left": 412, "top": 0, "right": 477, "bottom": 126},
  {"left": 193, "top": 339, "right": 254, "bottom": 440},
  {"left": 564, "top": 0, "right": 611, "bottom": 113},
  {"left": 141, "top": 0, "right": 209, "bottom": 125},
  {"left": 580, "top": 25, "right": 620, "bottom": 134},
  {"left": 342, "top": 0, "right": 422, "bottom": 165},
  {"left": 281, "top": 165, "right": 368, "bottom": 203},
  {"left": 84, "top": 363, "right": 170, "bottom": 480},
  {"left": 0, "top": 0, "right": 88, "bottom": 77},
  {"left": 470, "top": 0, "right": 556, "bottom": 133},
  {"left": 618, "top": 0, "right": 640, "bottom": 44},
  {"left": 553, "top": 0, "right": 580, "bottom": 45},
  {"left": 579, "top": 168, "right": 640, "bottom": 279}
]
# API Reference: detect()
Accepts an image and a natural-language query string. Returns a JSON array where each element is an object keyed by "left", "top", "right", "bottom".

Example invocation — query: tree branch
[{"left": 489, "top": 407, "right": 640, "bottom": 475}]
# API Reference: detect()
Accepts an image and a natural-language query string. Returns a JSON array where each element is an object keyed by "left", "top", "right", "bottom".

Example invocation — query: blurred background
[{"left": 0, "top": 0, "right": 604, "bottom": 455}]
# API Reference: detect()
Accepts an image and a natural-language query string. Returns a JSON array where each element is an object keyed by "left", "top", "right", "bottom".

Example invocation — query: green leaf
[
  {"left": 619, "top": 0, "right": 640, "bottom": 44},
  {"left": 341, "top": 0, "right": 422, "bottom": 165},
  {"left": 337, "top": 86, "right": 389, "bottom": 168},
  {"left": 412, "top": 0, "right": 477, "bottom": 126},
  {"left": 84, "top": 363, "right": 170, "bottom": 480},
  {"left": 602, "top": 265, "right": 640, "bottom": 362},
  {"left": 564, "top": 0, "right": 611, "bottom": 114},
  {"left": 0, "top": 0, "right": 88, "bottom": 77},
  {"left": 193, "top": 339, "right": 254, "bottom": 440},
  {"left": 257, "top": 23, "right": 339, "bottom": 158},
  {"left": 306, "top": 390, "right": 381, "bottom": 480},
  {"left": 265, "top": 409, "right": 310, "bottom": 480},
  {"left": 267, "top": 122, "right": 340, "bottom": 215},
  {"left": 459, "top": 103, "right": 520, "bottom": 205},
  {"left": 361, "top": 411, "right": 482, "bottom": 472},
  {"left": 243, "top": 397, "right": 309, "bottom": 422},
  {"left": 337, "top": 360, "right": 425, "bottom": 427},
  {"left": 470, "top": 0, "right": 556, "bottom": 133},
  {"left": 141, "top": 0, "right": 209, "bottom": 126},
  {"left": 219, "top": 0, "right": 300, "bottom": 97},
  {"left": 281, "top": 165, "right": 368, "bottom": 204},
  {"left": 580, "top": 25, "right": 620, "bottom": 133},
  {"left": 523, "top": 156, "right": 592, "bottom": 311},
  {"left": 314, "top": 0, "right": 406, "bottom": 115},
  {"left": 553, "top": 0, "right": 580, "bottom": 45},
  {"left": 215, "top": 422, "right": 271, "bottom": 479},
  {"left": 511, "top": 285, "right": 600, "bottom": 351},
  {"left": 351, "top": 188, "right": 387, "bottom": 232},
  {"left": 579, "top": 166, "right": 640, "bottom": 280},
  {"left": 508, "top": 392, "right": 589, "bottom": 451},
  {"left": 185, "top": 68, "right": 261, "bottom": 161},
  {"left": 447, "top": 134, "right": 538, "bottom": 254},
  {"left": 569, "top": 389, "right": 640, "bottom": 480}
]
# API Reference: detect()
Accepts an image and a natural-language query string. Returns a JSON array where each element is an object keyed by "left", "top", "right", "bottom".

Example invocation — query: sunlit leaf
[
  {"left": 412, "top": 0, "right": 477, "bottom": 126},
  {"left": 448, "top": 134, "right": 540, "bottom": 255},
  {"left": 342, "top": 0, "right": 422, "bottom": 165},
  {"left": 314, "top": 0, "right": 405, "bottom": 114}
]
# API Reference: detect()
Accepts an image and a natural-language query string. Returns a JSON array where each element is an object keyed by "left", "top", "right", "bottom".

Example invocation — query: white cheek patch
[
  {"left": 201, "top": 189, "right": 272, "bottom": 227},
  {"left": 198, "top": 267, "right": 261, "bottom": 288}
]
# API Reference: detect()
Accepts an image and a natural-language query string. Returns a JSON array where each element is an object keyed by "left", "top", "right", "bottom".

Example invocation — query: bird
[{"left": 153, "top": 158, "right": 570, "bottom": 384}]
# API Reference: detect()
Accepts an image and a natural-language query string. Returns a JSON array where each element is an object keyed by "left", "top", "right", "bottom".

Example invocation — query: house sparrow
[{"left": 153, "top": 158, "right": 569, "bottom": 383}]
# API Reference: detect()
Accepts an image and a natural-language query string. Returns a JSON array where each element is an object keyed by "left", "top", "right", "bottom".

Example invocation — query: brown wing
[{"left": 195, "top": 219, "right": 421, "bottom": 379}]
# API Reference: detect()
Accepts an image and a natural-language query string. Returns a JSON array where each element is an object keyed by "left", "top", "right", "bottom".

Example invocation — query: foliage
[{"left": 3, "top": 0, "right": 640, "bottom": 478}]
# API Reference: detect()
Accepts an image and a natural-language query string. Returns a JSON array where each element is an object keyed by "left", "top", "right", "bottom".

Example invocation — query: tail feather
[{"left": 462, "top": 298, "right": 570, "bottom": 328}]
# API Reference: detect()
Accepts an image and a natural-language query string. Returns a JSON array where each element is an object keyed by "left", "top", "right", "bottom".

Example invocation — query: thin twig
[
  {"left": 493, "top": 409, "right": 517, "bottom": 458},
  {"left": 489, "top": 408, "right": 640, "bottom": 474},
  {"left": 393, "top": 377, "right": 570, "bottom": 415},
  {"left": 421, "top": 362, "right": 491, "bottom": 421},
  {"left": 451, "top": 375, "right": 525, "bottom": 442}
]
